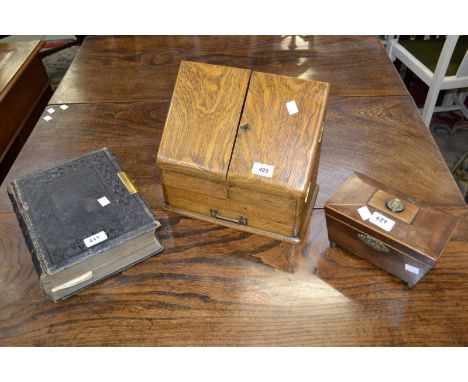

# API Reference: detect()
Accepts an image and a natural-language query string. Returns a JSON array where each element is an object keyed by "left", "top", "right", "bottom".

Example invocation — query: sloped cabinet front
[
  {"left": 228, "top": 71, "right": 328, "bottom": 198},
  {"left": 158, "top": 60, "right": 250, "bottom": 182},
  {"left": 157, "top": 60, "right": 330, "bottom": 243}
]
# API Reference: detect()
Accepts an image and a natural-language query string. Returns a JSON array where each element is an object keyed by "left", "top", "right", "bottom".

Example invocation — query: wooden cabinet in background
[
  {"left": 157, "top": 61, "right": 330, "bottom": 243},
  {"left": 0, "top": 40, "right": 52, "bottom": 182}
]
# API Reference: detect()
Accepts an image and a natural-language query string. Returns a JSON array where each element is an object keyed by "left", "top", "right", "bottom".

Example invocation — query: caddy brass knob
[{"left": 386, "top": 198, "right": 405, "bottom": 213}]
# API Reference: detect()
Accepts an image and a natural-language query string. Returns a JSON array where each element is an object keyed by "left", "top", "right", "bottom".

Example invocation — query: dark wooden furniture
[
  {"left": 0, "top": 41, "right": 52, "bottom": 183},
  {"left": 158, "top": 61, "right": 329, "bottom": 243},
  {"left": 0, "top": 36, "right": 467, "bottom": 346}
]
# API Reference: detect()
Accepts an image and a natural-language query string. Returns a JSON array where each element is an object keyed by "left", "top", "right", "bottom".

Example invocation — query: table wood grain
[
  {"left": 50, "top": 35, "right": 408, "bottom": 104},
  {"left": 0, "top": 206, "right": 466, "bottom": 346},
  {"left": 316, "top": 95, "right": 466, "bottom": 207},
  {"left": 0, "top": 36, "right": 467, "bottom": 346},
  {"left": 0, "top": 98, "right": 464, "bottom": 211}
]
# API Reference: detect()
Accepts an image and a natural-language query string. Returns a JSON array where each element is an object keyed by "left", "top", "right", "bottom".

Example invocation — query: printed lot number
[
  {"left": 369, "top": 211, "right": 396, "bottom": 232},
  {"left": 252, "top": 162, "right": 274, "bottom": 178},
  {"left": 84, "top": 231, "right": 108, "bottom": 248}
]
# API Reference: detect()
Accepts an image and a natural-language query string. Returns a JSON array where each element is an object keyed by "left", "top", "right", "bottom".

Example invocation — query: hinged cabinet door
[
  {"left": 227, "top": 71, "right": 329, "bottom": 197},
  {"left": 158, "top": 61, "right": 251, "bottom": 182}
]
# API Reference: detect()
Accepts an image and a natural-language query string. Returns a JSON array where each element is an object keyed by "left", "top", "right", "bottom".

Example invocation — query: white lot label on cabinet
[
  {"left": 43, "top": 115, "right": 52, "bottom": 121},
  {"left": 60, "top": 104, "right": 69, "bottom": 110},
  {"left": 84, "top": 231, "right": 108, "bottom": 248},
  {"left": 286, "top": 100, "right": 299, "bottom": 115},
  {"left": 405, "top": 263, "right": 420, "bottom": 275},
  {"left": 47, "top": 107, "right": 55, "bottom": 114},
  {"left": 369, "top": 211, "right": 395, "bottom": 232},
  {"left": 252, "top": 162, "right": 274, "bottom": 178},
  {"left": 357, "top": 206, "right": 372, "bottom": 221},
  {"left": 97, "top": 196, "right": 111, "bottom": 207}
]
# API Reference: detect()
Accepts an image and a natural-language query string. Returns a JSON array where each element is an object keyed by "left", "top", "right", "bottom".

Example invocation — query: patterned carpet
[
  {"left": 42, "top": 44, "right": 80, "bottom": 90},
  {"left": 40, "top": 40, "right": 468, "bottom": 203},
  {"left": 430, "top": 111, "right": 468, "bottom": 200},
  {"left": 398, "top": 62, "right": 468, "bottom": 202}
]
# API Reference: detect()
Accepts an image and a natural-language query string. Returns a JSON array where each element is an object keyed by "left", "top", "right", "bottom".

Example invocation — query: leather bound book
[{"left": 8, "top": 148, "right": 163, "bottom": 301}]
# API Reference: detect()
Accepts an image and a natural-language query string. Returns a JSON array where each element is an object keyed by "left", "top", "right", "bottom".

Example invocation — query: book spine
[{"left": 7, "top": 183, "right": 44, "bottom": 279}]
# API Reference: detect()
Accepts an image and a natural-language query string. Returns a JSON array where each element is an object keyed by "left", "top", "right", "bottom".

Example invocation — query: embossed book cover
[{"left": 8, "top": 148, "right": 163, "bottom": 301}]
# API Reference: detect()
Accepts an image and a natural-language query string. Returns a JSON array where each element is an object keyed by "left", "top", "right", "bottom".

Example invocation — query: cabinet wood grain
[
  {"left": 227, "top": 71, "right": 329, "bottom": 198},
  {"left": 158, "top": 61, "right": 250, "bottom": 182},
  {"left": 158, "top": 62, "right": 328, "bottom": 242}
]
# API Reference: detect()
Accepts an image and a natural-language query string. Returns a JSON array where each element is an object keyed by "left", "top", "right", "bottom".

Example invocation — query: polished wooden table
[{"left": 0, "top": 36, "right": 467, "bottom": 346}]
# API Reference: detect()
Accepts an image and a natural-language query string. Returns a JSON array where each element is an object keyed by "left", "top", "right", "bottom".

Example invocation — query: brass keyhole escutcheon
[
  {"left": 386, "top": 198, "right": 405, "bottom": 213},
  {"left": 240, "top": 123, "right": 250, "bottom": 132},
  {"left": 357, "top": 233, "right": 389, "bottom": 253}
]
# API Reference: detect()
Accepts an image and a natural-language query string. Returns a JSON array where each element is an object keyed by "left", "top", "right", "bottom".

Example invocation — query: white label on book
[
  {"left": 97, "top": 196, "right": 111, "bottom": 207},
  {"left": 252, "top": 162, "right": 274, "bottom": 178},
  {"left": 286, "top": 100, "right": 298, "bottom": 115},
  {"left": 47, "top": 107, "right": 55, "bottom": 114},
  {"left": 60, "top": 104, "right": 69, "bottom": 110},
  {"left": 357, "top": 206, "right": 372, "bottom": 221},
  {"left": 84, "top": 231, "right": 108, "bottom": 248},
  {"left": 405, "top": 263, "right": 420, "bottom": 275},
  {"left": 43, "top": 115, "right": 52, "bottom": 121},
  {"left": 369, "top": 211, "right": 395, "bottom": 232}
]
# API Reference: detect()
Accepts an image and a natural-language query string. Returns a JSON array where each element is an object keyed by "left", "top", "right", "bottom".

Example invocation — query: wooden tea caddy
[
  {"left": 157, "top": 61, "right": 330, "bottom": 243},
  {"left": 324, "top": 172, "right": 459, "bottom": 286}
]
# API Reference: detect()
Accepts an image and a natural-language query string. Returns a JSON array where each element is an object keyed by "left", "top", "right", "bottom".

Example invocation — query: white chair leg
[
  {"left": 422, "top": 36, "right": 459, "bottom": 127},
  {"left": 422, "top": 87, "right": 440, "bottom": 127},
  {"left": 442, "top": 91, "right": 455, "bottom": 107},
  {"left": 456, "top": 92, "right": 468, "bottom": 119},
  {"left": 386, "top": 36, "right": 398, "bottom": 60},
  {"left": 458, "top": 91, "right": 468, "bottom": 105}
]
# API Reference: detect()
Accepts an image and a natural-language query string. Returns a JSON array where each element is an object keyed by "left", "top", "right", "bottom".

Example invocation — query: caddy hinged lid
[{"left": 324, "top": 172, "right": 459, "bottom": 265}]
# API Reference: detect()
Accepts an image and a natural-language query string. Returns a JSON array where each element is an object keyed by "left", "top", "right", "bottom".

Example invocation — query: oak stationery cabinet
[{"left": 157, "top": 60, "right": 329, "bottom": 243}]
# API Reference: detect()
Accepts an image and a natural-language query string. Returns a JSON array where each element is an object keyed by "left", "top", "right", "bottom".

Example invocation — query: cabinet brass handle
[
  {"left": 210, "top": 209, "right": 248, "bottom": 226},
  {"left": 357, "top": 233, "right": 389, "bottom": 253}
]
